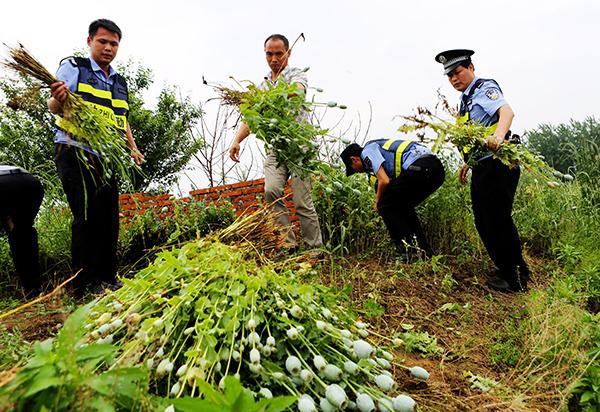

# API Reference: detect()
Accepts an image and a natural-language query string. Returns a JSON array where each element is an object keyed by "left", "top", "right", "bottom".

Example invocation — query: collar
[
  {"left": 265, "top": 65, "right": 291, "bottom": 83},
  {"left": 461, "top": 76, "right": 480, "bottom": 98},
  {"left": 89, "top": 56, "right": 116, "bottom": 78}
]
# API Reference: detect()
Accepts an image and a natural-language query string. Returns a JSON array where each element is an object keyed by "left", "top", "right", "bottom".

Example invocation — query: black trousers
[
  {"left": 55, "top": 144, "right": 119, "bottom": 292},
  {"left": 471, "top": 157, "right": 528, "bottom": 285},
  {"left": 0, "top": 171, "right": 43, "bottom": 291},
  {"left": 377, "top": 155, "right": 445, "bottom": 253}
]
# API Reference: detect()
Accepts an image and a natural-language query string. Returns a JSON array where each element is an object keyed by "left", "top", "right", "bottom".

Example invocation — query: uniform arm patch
[{"left": 485, "top": 88, "right": 500, "bottom": 100}]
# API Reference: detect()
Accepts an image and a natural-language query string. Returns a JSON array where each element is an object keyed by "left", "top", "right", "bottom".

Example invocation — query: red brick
[
  {"left": 190, "top": 188, "right": 211, "bottom": 195},
  {"left": 235, "top": 195, "right": 258, "bottom": 203},
  {"left": 241, "top": 186, "right": 264, "bottom": 195},
  {"left": 251, "top": 178, "right": 265, "bottom": 186}
]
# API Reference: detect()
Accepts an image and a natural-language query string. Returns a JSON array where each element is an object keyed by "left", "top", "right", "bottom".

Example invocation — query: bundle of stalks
[
  {"left": 2, "top": 44, "right": 140, "bottom": 185},
  {"left": 398, "top": 96, "right": 547, "bottom": 172},
  {"left": 212, "top": 79, "right": 328, "bottom": 179},
  {"left": 215, "top": 205, "right": 285, "bottom": 256},
  {"left": 214, "top": 85, "right": 247, "bottom": 107}
]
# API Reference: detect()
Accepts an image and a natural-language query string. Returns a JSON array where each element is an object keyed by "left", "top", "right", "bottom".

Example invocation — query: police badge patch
[
  {"left": 485, "top": 88, "right": 500, "bottom": 100},
  {"left": 363, "top": 156, "right": 373, "bottom": 172}
]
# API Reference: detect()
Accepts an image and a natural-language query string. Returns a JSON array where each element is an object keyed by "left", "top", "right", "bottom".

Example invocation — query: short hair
[
  {"left": 89, "top": 19, "right": 122, "bottom": 40},
  {"left": 264, "top": 34, "right": 289, "bottom": 50},
  {"left": 457, "top": 59, "right": 474, "bottom": 70}
]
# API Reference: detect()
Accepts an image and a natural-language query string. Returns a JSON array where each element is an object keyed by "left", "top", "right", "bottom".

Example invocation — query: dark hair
[
  {"left": 458, "top": 59, "right": 474, "bottom": 70},
  {"left": 89, "top": 19, "right": 122, "bottom": 40},
  {"left": 264, "top": 34, "right": 289, "bottom": 50}
]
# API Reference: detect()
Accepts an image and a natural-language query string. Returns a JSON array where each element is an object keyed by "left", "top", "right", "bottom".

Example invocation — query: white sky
[{"left": 1, "top": 0, "right": 599, "bottom": 191}]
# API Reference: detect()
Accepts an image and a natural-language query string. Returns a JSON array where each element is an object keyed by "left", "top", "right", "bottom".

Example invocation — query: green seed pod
[{"left": 408, "top": 366, "right": 429, "bottom": 380}]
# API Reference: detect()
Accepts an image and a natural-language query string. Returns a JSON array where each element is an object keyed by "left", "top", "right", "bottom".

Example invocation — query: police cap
[
  {"left": 340, "top": 143, "right": 363, "bottom": 176},
  {"left": 434, "top": 49, "right": 475, "bottom": 74}
]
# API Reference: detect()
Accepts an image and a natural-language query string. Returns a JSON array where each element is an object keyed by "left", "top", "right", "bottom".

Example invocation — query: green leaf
[
  {"left": 580, "top": 391, "right": 595, "bottom": 404},
  {"left": 255, "top": 396, "right": 297, "bottom": 412},
  {"left": 76, "top": 343, "right": 116, "bottom": 363},
  {"left": 23, "top": 375, "right": 63, "bottom": 398},
  {"left": 87, "top": 396, "right": 116, "bottom": 412}
]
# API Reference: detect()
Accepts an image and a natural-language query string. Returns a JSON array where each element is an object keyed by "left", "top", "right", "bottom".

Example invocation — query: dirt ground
[
  {"left": 0, "top": 253, "right": 569, "bottom": 411},
  {"left": 316, "top": 253, "right": 564, "bottom": 411}
]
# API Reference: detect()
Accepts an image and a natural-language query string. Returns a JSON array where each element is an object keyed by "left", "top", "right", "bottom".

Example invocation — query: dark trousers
[
  {"left": 0, "top": 171, "right": 43, "bottom": 291},
  {"left": 55, "top": 144, "right": 119, "bottom": 292},
  {"left": 377, "top": 155, "right": 445, "bottom": 253},
  {"left": 471, "top": 157, "right": 528, "bottom": 285}
]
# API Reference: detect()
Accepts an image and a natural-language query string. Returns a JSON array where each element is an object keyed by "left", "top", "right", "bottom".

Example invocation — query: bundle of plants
[
  {"left": 216, "top": 77, "right": 345, "bottom": 179},
  {"left": 2, "top": 44, "right": 140, "bottom": 185},
  {"left": 398, "top": 102, "right": 547, "bottom": 172},
  {"left": 3, "top": 209, "right": 428, "bottom": 412}
]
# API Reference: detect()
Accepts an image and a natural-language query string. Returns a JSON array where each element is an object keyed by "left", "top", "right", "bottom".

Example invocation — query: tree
[
  {"left": 526, "top": 117, "right": 600, "bottom": 174},
  {"left": 0, "top": 59, "right": 203, "bottom": 193},
  {"left": 526, "top": 117, "right": 600, "bottom": 204},
  {"left": 0, "top": 76, "right": 56, "bottom": 180}
]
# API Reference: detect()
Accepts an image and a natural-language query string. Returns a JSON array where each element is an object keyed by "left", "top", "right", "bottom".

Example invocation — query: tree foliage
[
  {"left": 526, "top": 117, "right": 600, "bottom": 204},
  {"left": 526, "top": 117, "right": 600, "bottom": 174}
]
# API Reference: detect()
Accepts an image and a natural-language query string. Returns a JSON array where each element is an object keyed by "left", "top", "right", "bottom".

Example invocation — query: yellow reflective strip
[
  {"left": 112, "top": 99, "right": 129, "bottom": 109},
  {"left": 382, "top": 139, "right": 395, "bottom": 150},
  {"left": 78, "top": 83, "right": 111, "bottom": 99},
  {"left": 55, "top": 101, "right": 127, "bottom": 133},
  {"left": 369, "top": 175, "right": 377, "bottom": 191},
  {"left": 77, "top": 83, "right": 129, "bottom": 110},
  {"left": 456, "top": 113, "right": 469, "bottom": 125},
  {"left": 395, "top": 140, "right": 412, "bottom": 177}
]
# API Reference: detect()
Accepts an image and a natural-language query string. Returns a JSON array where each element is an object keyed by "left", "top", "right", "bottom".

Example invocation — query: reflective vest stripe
[
  {"left": 382, "top": 139, "right": 412, "bottom": 177},
  {"left": 77, "top": 83, "right": 129, "bottom": 110},
  {"left": 56, "top": 100, "right": 127, "bottom": 132},
  {"left": 369, "top": 139, "right": 414, "bottom": 190}
]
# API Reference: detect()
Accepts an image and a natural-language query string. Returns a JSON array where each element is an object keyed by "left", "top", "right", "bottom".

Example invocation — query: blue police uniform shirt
[
  {"left": 360, "top": 141, "right": 432, "bottom": 177},
  {"left": 461, "top": 77, "right": 508, "bottom": 127},
  {"left": 461, "top": 77, "right": 508, "bottom": 161},
  {"left": 54, "top": 57, "right": 118, "bottom": 152}
]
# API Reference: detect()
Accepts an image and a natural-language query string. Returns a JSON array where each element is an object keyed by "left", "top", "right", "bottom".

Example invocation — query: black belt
[{"left": 0, "top": 168, "right": 25, "bottom": 176}]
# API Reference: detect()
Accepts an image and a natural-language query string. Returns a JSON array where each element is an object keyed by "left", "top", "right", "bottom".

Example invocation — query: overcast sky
[{"left": 1, "top": 0, "right": 598, "bottom": 191}]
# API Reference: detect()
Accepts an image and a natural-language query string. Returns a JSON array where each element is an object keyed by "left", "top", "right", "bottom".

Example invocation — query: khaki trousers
[{"left": 263, "top": 154, "right": 323, "bottom": 248}]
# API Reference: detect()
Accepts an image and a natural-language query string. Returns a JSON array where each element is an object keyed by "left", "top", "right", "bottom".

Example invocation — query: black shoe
[
  {"left": 88, "top": 283, "right": 106, "bottom": 296},
  {"left": 487, "top": 276, "right": 527, "bottom": 293},
  {"left": 102, "top": 280, "right": 123, "bottom": 291}
]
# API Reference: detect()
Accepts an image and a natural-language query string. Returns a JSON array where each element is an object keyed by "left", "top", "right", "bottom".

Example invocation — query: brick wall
[{"left": 119, "top": 178, "right": 299, "bottom": 223}]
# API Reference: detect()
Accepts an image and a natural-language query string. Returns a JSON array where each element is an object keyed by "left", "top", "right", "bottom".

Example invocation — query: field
[{"left": 0, "top": 152, "right": 598, "bottom": 411}]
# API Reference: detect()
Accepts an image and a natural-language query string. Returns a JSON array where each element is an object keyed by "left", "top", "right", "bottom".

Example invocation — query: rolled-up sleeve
[
  {"left": 361, "top": 143, "right": 385, "bottom": 175},
  {"left": 56, "top": 61, "right": 79, "bottom": 92}
]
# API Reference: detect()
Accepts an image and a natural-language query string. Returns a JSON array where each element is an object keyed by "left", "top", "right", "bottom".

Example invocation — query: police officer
[
  {"left": 341, "top": 139, "right": 445, "bottom": 259},
  {"left": 435, "top": 49, "right": 529, "bottom": 292},
  {"left": 0, "top": 165, "right": 44, "bottom": 297},
  {"left": 48, "top": 19, "right": 144, "bottom": 296}
]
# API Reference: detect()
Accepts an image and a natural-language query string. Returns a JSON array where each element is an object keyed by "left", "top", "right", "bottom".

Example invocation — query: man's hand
[
  {"left": 229, "top": 142, "right": 241, "bottom": 162},
  {"left": 48, "top": 81, "right": 69, "bottom": 114},
  {"left": 485, "top": 134, "right": 504, "bottom": 151},
  {"left": 130, "top": 148, "right": 145, "bottom": 166},
  {"left": 50, "top": 81, "right": 69, "bottom": 104},
  {"left": 458, "top": 163, "right": 470, "bottom": 185},
  {"left": 373, "top": 200, "right": 379, "bottom": 212}
]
